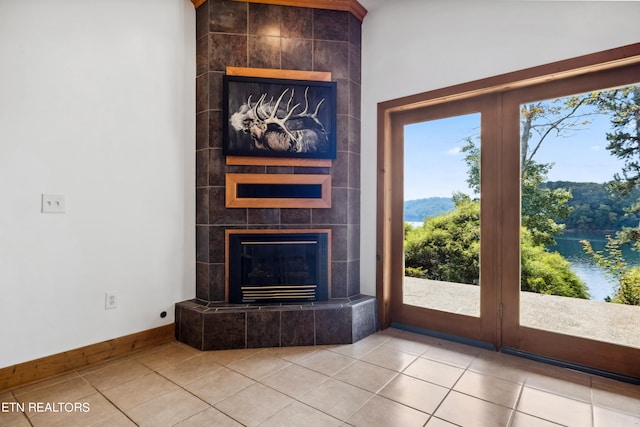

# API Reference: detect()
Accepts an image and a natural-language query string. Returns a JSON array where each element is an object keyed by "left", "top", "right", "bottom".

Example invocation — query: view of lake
[
  {"left": 553, "top": 231, "right": 640, "bottom": 302},
  {"left": 405, "top": 222, "right": 637, "bottom": 302},
  {"left": 403, "top": 84, "right": 640, "bottom": 305}
]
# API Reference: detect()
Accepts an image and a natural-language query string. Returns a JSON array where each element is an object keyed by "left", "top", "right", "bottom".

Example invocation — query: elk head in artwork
[{"left": 229, "top": 87, "right": 329, "bottom": 153}]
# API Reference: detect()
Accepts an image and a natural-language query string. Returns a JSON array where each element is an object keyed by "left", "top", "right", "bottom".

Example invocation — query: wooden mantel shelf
[{"left": 190, "top": 0, "right": 367, "bottom": 21}]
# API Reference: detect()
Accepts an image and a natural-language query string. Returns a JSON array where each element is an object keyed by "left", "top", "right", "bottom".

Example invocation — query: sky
[
  {"left": 404, "top": 113, "right": 479, "bottom": 200},
  {"left": 403, "top": 99, "right": 628, "bottom": 201}
]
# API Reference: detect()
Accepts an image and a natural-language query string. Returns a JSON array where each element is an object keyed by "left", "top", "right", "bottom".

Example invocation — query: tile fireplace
[{"left": 175, "top": 0, "right": 377, "bottom": 351}]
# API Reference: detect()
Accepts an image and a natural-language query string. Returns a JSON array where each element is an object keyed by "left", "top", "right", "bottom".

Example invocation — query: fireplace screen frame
[{"left": 225, "top": 229, "right": 331, "bottom": 304}]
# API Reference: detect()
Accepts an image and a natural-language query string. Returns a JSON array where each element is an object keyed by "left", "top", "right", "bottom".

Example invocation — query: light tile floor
[{"left": 1, "top": 328, "right": 639, "bottom": 426}]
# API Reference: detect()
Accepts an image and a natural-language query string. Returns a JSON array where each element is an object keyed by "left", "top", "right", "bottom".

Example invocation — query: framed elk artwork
[{"left": 223, "top": 75, "right": 337, "bottom": 159}]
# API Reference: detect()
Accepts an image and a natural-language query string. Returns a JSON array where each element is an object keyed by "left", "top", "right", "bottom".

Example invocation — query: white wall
[
  {"left": 360, "top": 0, "right": 640, "bottom": 296},
  {"left": 0, "top": 0, "right": 195, "bottom": 367}
]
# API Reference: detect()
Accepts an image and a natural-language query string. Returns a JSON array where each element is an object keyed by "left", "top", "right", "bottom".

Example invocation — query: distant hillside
[
  {"left": 405, "top": 183, "right": 640, "bottom": 230},
  {"left": 542, "top": 181, "right": 640, "bottom": 231},
  {"left": 404, "top": 197, "right": 455, "bottom": 222}
]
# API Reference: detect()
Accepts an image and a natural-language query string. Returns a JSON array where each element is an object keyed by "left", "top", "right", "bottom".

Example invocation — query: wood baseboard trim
[{"left": 0, "top": 324, "right": 175, "bottom": 392}]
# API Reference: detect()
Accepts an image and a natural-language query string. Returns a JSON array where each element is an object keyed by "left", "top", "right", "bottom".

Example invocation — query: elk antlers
[{"left": 248, "top": 87, "right": 325, "bottom": 145}]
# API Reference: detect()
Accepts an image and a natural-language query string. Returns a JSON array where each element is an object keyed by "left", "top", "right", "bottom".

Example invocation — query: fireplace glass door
[{"left": 226, "top": 230, "right": 330, "bottom": 304}]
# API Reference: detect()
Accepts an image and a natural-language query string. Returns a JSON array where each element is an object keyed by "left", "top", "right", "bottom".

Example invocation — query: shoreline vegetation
[
  {"left": 404, "top": 185, "right": 640, "bottom": 304},
  {"left": 405, "top": 86, "right": 640, "bottom": 306},
  {"left": 404, "top": 195, "right": 590, "bottom": 300},
  {"left": 405, "top": 181, "right": 640, "bottom": 230}
]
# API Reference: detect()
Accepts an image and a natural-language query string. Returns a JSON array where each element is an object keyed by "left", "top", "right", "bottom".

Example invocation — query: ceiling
[{"left": 358, "top": 0, "right": 389, "bottom": 13}]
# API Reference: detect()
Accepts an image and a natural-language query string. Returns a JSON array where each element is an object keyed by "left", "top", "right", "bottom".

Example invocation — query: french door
[
  {"left": 376, "top": 44, "right": 640, "bottom": 379},
  {"left": 500, "top": 64, "right": 640, "bottom": 379},
  {"left": 384, "top": 95, "right": 500, "bottom": 347}
]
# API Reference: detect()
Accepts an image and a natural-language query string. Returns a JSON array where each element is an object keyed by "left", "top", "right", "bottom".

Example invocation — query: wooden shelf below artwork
[
  {"left": 226, "top": 173, "right": 331, "bottom": 208},
  {"left": 226, "top": 156, "right": 332, "bottom": 167}
]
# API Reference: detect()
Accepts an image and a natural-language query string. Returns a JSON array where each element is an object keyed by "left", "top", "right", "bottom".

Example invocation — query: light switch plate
[{"left": 42, "top": 194, "right": 65, "bottom": 213}]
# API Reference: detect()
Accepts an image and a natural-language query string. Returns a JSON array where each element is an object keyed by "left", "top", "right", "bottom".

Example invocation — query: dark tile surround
[
  {"left": 176, "top": 296, "right": 378, "bottom": 350},
  {"left": 177, "top": 0, "right": 375, "bottom": 350}
]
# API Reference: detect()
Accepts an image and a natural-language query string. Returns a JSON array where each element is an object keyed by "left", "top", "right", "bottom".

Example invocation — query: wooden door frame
[
  {"left": 383, "top": 95, "right": 500, "bottom": 345},
  {"left": 499, "top": 63, "right": 640, "bottom": 378},
  {"left": 376, "top": 43, "right": 640, "bottom": 376}
]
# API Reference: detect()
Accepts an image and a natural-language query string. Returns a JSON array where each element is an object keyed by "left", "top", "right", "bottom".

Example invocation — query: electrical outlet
[
  {"left": 42, "top": 194, "right": 66, "bottom": 213},
  {"left": 105, "top": 292, "right": 118, "bottom": 310}
]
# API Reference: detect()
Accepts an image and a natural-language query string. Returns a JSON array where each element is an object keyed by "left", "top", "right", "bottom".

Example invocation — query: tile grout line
[
  {"left": 75, "top": 346, "right": 226, "bottom": 425},
  {"left": 9, "top": 389, "right": 34, "bottom": 427},
  {"left": 186, "top": 345, "right": 358, "bottom": 424},
  {"left": 90, "top": 381, "right": 141, "bottom": 427},
  {"left": 257, "top": 338, "right": 419, "bottom": 424},
  {"left": 14, "top": 367, "right": 140, "bottom": 427},
  {"left": 141, "top": 355, "right": 250, "bottom": 426},
  {"left": 6, "top": 330, "right": 638, "bottom": 426},
  {"left": 426, "top": 355, "right": 475, "bottom": 426},
  {"left": 505, "top": 382, "right": 526, "bottom": 427}
]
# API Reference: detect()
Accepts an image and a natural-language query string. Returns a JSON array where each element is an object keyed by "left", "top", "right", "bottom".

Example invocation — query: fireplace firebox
[{"left": 226, "top": 230, "right": 331, "bottom": 304}]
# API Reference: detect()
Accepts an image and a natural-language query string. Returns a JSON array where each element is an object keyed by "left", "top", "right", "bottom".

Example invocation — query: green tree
[
  {"left": 582, "top": 236, "right": 640, "bottom": 304},
  {"left": 543, "top": 181, "right": 640, "bottom": 231},
  {"left": 462, "top": 139, "right": 571, "bottom": 246},
  {"left": 461, "top": 137, "right": 480, "bottom": 195},
  {"left": 579, "top": 85, "right": 640, "bottom": 305},
  {"left": 520, "top": 162, "right": 572, "bottom": 246},
  {"left": 596, "top": 86, "right": 640, "bottom": 195},
  {"left": 518, "top": 93, "right": 609, "bottom": 244},
  {"left": 520, "top": 95, "right": 601, "bottom": 181},
  {"left": 596, "top": 86, "right": 640, "bottom": 248},
  {"left": 404, "top": 194, "right": 479, "bottom": 284},
  {"left": 520, "top": 228, "right": 589, "bottom": 298},
  {"left": 404, "top": 196, "right": 589, "bottom": 298}
]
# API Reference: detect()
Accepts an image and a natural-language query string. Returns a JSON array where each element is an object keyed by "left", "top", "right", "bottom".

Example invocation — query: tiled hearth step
[{"left": 175, "top": 295, "right": 378, "bottom": 350}]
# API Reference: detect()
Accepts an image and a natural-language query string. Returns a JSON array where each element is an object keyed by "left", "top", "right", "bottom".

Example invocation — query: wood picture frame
[
  {"left": 226, "top": 173, "right": 332, "bottom": 208},
  {"left": 223, "top": 75, "right": 337, "bottom": 159},
  {"left": 225, "top": 156, "right": 332, "bottom": 168}
]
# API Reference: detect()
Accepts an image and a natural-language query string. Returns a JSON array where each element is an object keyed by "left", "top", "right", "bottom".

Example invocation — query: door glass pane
[
  {"left": 404, "top": 113, "right": 481, "bottom": 317},
  {"left": 519, "top": 84, "right": 640, "bottom": 348}
]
